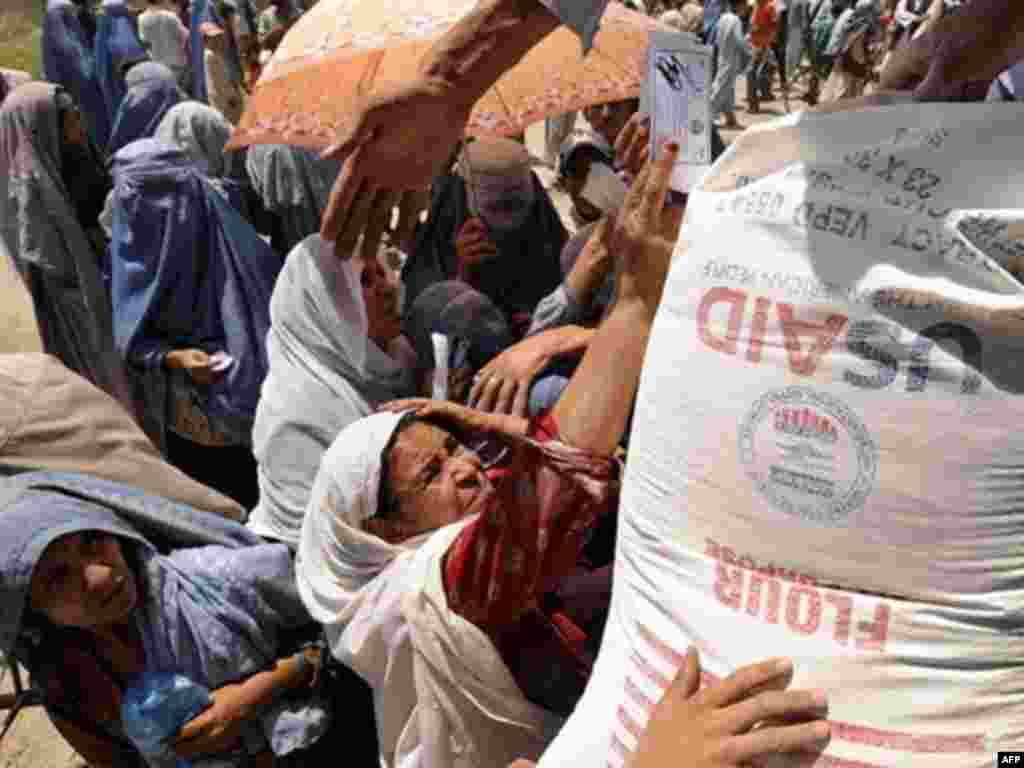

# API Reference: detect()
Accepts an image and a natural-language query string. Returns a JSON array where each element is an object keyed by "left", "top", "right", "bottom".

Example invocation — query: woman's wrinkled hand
[
  {"left": 174, "top": 682, "right": 251, "bottom": 760},
  {"left": 626, "top": 649, "right": 831, "bottom": 768}
]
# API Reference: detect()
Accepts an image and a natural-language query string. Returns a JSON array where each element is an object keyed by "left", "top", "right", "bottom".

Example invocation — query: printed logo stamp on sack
[{"left": 739, "top": 387, "right": 878, "bottom": 525}]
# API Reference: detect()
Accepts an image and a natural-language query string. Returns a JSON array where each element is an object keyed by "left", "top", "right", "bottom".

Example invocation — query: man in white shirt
[{"left": 137, "top": 0, "right": 189, "bottom": 86}]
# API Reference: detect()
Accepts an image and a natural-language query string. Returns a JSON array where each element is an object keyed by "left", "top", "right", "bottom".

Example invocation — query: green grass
[{"left": 0, "top": 1, "right": 44, "bottom": 78}]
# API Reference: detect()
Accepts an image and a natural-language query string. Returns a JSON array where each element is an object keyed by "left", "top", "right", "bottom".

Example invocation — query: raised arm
[
  {"left": 552, "top": 143, "right": 682, "bottom": 457},
  {"left": 320, "top": 0, "right": 561, "bottom": 244}
]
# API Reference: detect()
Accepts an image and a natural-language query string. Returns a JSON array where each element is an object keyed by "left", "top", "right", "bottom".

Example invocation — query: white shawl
[
  {"left": 296, "top": 413, "right": 564, "bottom": 768},
  {"left": 247, "top": 235, "right": 414, "bottom": 546}
]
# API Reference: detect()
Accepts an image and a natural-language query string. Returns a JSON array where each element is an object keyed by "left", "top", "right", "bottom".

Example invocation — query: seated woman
[
  {"left": 0, "top": 470, "right": 364, "bottom": 768},
  {"left": 106, "top": 61, "right": 182, "bottom": 156},
  {"left": 0, "top": 83, "right": 130, "bottom": 410},
  {"left": 406, "top": 137, "right": 567, "bottom": 331},
  {"left": 107, "top": 138, "right": 281, "bottom": 509},
  {"left": 296, "top": 146, "right": 682, "bottom": 768}
]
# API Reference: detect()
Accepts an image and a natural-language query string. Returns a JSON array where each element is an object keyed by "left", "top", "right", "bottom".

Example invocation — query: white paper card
[{"left": 645, "top": 29, "right": 712, "bottom": 193}]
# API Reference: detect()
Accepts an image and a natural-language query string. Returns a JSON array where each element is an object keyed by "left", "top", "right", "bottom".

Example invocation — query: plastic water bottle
[{"left": 121, "top": 671, "right": 212, "bottom": 768}]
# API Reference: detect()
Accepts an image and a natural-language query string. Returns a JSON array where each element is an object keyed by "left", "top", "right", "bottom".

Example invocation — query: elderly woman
[
  {"left": 0, "top": 83, "right": 129, "bottom": 408},
  {"left": 107, "top": 138, "right": 281, "bottom": 508},
  {"left": 106, "top": 61, "right": 183, "bottom": 156},
  {"left": 0, "top": 470, "right": 343, "bottom": 768},
  {"left": 296, "top": 146, "right": 682, "bottom": 768},
  {"left": 406, "top": 136, "right": 567, "bottom": 329}
]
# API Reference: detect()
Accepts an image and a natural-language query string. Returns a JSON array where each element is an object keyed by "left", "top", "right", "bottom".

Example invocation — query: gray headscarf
[
  {"left": 245, "top": 143, "right": 341, "bottom": 254},
  {"left": 154, "top": 100, "right": 247, "bottom": 179}
]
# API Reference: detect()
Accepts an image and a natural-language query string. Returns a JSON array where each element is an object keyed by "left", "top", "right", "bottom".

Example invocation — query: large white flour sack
[{"left": 539, "top": 103, "right": 1024, "bottom": 768}]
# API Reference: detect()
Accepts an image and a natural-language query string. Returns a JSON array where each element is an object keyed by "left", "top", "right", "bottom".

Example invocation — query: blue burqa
[
  {"left": 42, "top": 0, "right": 110, "bottom": 147},
  {"left": 0, "top": 471, "right": 330, "bottom": 767},
  {"left": 94, "top": 0, "right": 147, "bottom": 130},
  {"left": 109, "top": 138, "right": 282, "bottom": 447},
  {"left": 106, "top": 61, "right": 182, "bottom": 156}
]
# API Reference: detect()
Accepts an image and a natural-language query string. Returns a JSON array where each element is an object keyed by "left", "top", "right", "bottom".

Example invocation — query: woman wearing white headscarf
[
  {"left": 247, "top": 234, "right": 416, "bottom": 547},
  {"left": 294, "top": 146, "right": 683, "bottom": 768}
]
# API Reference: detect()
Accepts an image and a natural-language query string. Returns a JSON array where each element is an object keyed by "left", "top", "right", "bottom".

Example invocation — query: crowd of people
[{"left": 0, "top": 0, "right": 1022, "bottom": 765}]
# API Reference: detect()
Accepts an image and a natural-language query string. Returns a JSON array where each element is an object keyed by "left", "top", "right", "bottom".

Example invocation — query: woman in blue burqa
[
  {"left": 42, "top": 0, "right": 110, "bottom": 147},
  {"left": 107, "top": 61, "right": 183, "bottom": 156},
  {"left": 0, "top": 470, "right": 377, "bottom": 767},
  {"left": 107, "top": 138, "right": 282, "bottom": 509},
  {"left": 94, "top": 0, "right": 148, "bottom": 133},
  {"left": 0, "top": 82, "right": 131, "bottom": 410}
]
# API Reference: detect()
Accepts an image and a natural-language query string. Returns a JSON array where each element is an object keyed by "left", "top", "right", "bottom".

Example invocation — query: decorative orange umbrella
[{"left": 228, "top": 0, "right": 656, "bottom": 151}]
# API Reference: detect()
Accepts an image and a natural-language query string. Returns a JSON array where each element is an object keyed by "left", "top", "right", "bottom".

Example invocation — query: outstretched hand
[
  {"left": 609, "top": 140, "right": 682, "bottom": 311},
  {"left": 626, "top": 649, "right": 830, "bottom": 768},
  {"left": 320, "top": 75, "right": 473, "bottom": 245}
]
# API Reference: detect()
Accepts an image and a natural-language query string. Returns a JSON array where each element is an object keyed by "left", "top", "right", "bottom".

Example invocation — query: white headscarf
[
  {"left": 154, "top": 100, "right": 236, "bottom": 177},
  {"left": 247, "top": 235, "right": 415, "bottom": 546},
  {"left": 295, "top": 410, "right": 564, "bottom": 768},
  {"left": 295, "top": 410, "right": 411, "bottom": 627}
]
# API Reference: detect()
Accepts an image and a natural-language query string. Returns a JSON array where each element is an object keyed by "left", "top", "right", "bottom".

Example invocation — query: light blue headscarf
[{"left": 0, "top": 471, "right": 330, "bottom": 765}]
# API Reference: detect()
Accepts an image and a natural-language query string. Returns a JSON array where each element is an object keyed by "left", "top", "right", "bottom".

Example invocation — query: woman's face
[
  {"left": 359, "top": 255, "right": 403, "bottom": 347},
  {"left": 368, "top": 421, "right": 488, "bottom": 543},
  {"left": 29, "top": 532, "right": 139, "bottom": 630},
  {"left": 468, "top": 172, "right": 535, "bottom": 234}
]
